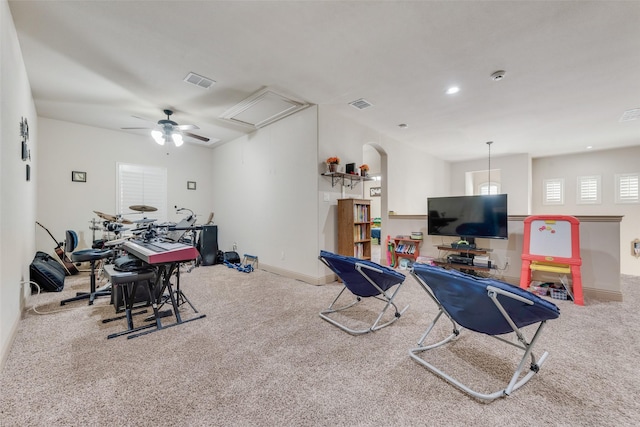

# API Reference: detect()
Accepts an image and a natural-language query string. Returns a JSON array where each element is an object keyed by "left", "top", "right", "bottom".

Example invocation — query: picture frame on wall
[
  {"left": 187, "top": 181, "right": 197, "bottom": 190},
  {"left": 72, "top": 171, "right": 87, "bottom": 182},
  {"left": 370, "top": 187, "right": 381, "bottom": 197},
  {"left": 20, "top": 117, "right": 30, "bottom": 161}
]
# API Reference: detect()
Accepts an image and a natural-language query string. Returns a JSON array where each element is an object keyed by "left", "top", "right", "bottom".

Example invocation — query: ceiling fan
[{"left": 122, "top": 109, "right": 210, "bottom": 146}]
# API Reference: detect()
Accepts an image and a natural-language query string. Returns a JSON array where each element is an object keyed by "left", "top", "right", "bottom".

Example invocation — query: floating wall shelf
[{"left": 321, "top": 172, "right": 373, "bottom": 189}]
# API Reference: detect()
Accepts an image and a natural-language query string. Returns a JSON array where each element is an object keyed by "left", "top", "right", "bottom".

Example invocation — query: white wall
[
  {"left": 211, "top": 106, "right": 320, "bottom": 282},
  {"left": 533, "top": 147, "right": 640, "bottom": 276},
  {"left": 317, "top": 106, "right": 450, "bottom": 271},
  {"left": 1, "top": 0, "right": 38, "bottom": 366},
  {"left": 450, "top": 153, "right": 532, "bottom": 215},
  {"left": 318, "top": 107, "right": 381, "bottom": 271},
  {"left": 36, "top": 118, "right": 215, "bottom": 252}
]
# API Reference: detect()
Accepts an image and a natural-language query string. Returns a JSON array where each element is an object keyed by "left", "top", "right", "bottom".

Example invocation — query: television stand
[{"left": 434, "top": 245, "right": 493, "bottom": 274}]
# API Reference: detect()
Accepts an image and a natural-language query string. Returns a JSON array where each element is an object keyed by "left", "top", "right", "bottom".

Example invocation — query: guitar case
[{"left": 29, "top": 251, "right": 66, "bottom": 292}]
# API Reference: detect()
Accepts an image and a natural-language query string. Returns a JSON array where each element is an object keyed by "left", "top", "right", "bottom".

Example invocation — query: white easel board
[{"left": 528, "top": 219, "right": 572, "bottom": 258}]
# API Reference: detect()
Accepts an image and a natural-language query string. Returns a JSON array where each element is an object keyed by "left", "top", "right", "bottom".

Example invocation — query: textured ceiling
[{"left": 8, "top": 0, "right": 640, "bottom": 161}]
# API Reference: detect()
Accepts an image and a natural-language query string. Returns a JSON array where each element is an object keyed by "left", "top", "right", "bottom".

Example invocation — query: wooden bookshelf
[{"left": 337, "top": 198, "right": 371, "bottom": 260}]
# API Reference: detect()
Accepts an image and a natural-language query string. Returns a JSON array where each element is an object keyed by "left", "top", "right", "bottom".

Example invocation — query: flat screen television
[{"left": 427, "top": 194, "right": 508, "bottom": 246}]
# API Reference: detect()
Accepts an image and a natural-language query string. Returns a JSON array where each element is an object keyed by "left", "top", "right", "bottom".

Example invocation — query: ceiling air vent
[
  {"left": 219, "top": 87, "right": 310, "bottom": 129},
  {"left": 349, "top": 98, "right": 373, "bottom": 110},
  {"left": 184, "top": 72, "right": 216, "bottom": 89},
  {"left": 620, "top": 108, "right": 640, "bottom": 122}
]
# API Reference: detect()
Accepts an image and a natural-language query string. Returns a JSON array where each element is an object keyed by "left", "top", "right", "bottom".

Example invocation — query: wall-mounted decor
[
  {"left": 72, "top": 171, "right": 87, "bottom": 182},
  {"left": 345, "top": 163, "right": 355, "bottom": 174},
  {"left": 370, "top": 187, "right": 381, "bottom": 197},
  {"left": 20, "top": 117, "right": 30, "bottom": 161},
  {"left": 187, "top": 181, "right": 197, "bottom": 190},
  {"left": 26, "top": 164, "right": 31, "bottom": 182},
  {"left": 633, "top": 239, "right": 640, "bottom": 258}
]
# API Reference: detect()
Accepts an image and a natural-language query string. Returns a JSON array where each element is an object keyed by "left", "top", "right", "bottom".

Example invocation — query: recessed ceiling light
[
  {"left": 446, "top": 86, "right": 460, "bottom": 95},
  {"left": 586, "top": 146, "right": 593, "bottom": 150}
]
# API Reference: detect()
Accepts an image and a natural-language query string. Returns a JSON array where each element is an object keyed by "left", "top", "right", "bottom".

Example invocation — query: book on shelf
[{"left": 353, "top": 204, "right": 369, "bottom": 222}]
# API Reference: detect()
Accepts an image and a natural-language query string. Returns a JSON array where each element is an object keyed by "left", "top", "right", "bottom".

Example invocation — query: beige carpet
[{"left": 1, "top": 264, "right": 639, "bottom": 426}]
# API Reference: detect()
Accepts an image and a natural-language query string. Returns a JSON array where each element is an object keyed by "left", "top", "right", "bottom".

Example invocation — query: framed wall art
[
  {"left": 20, "top": 117, "right": 30, "bottom": 161},
  {"left": 72, "top": 171, "right": 87, "bottom": 182}
]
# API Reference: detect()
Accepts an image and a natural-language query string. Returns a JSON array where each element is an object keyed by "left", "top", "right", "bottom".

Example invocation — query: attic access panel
[{"left": 220, "top": 88, "right": 310, "bottom": 129}]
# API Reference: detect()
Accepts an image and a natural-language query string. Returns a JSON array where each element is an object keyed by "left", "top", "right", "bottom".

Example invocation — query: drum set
[
  {"left": 92, "top": 205, "right": 161, "bottom": 248},
  {"left": 91, "top": 204, "right": 205, "bottom": 249}
]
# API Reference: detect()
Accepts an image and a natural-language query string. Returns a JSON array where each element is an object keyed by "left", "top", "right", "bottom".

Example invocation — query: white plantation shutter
[
  {"left": 116, "top": 163, "right": 168, "bottom": 222},
  {"left": 616, "top": 173, "right": 639, "bottom": 203},
  {"left": 478, "top": 182, "right": 499, "bottom": 195},
  {"left": 543, "top": 178, "right": 564, "bottom": 205},
  {"left": 577, "top": 175, "right": 601, "bottom": 204}
]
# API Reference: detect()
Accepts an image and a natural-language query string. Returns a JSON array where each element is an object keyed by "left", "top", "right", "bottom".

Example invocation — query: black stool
[
  {"left": 102, "top": 265, "right": 157, "bottom": 339},
  {"left": 60, "top": 249, "right": 113, "bottom": 306}
]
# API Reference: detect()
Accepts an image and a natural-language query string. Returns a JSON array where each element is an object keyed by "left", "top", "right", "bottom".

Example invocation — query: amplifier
[
  {"left": 447, "top": 255, "right": 474, "bottom": 265},
  {"left": 473, "top": 256, "right": 493, "bottom": 268}
]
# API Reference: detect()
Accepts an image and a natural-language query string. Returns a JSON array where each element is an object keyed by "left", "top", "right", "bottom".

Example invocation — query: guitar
[{"left": 36, "top": 221, "right": 79, "bottom": 275}]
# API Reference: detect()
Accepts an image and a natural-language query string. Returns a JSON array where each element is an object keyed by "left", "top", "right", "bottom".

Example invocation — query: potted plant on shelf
[
  {"left": 359, "top": 164, "right": 369, "bottom": 176},
  {"left": 326, "top": 156, "right": 340, "bottom": 173}
]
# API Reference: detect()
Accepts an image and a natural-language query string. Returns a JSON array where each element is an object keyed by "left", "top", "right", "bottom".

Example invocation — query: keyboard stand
[
  {"left": 125, "top": 261, "right": 205, "bottom": 339},
  {"left": 173, "top": 267, "right": 200, "bottom": 313}
]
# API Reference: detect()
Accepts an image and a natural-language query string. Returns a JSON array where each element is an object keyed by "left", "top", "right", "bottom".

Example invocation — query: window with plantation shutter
[
  {"left": 478, "top": 182, "right": 499, "bottom": 195},
  {"left": 543, "top": 178, "right": 564, "bottom": 205},
  {"left": 615, "top": 173, "right": 639, "bottom": 204},
  {"left": 577, "top": 175, "right": 601, "bottom": 204},
  {"left": 116, "top": 163, "right": 168, "bottom": 223}
]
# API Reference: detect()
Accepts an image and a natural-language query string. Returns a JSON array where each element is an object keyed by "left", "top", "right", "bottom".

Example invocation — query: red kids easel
[{"left": 519, "top": 215, "right": 584, "bottom": 306}]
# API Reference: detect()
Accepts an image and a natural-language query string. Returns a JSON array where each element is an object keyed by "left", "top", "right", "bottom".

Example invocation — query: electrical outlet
[{"left": 505, "top": 256, "right": 511, "bottom": 266}]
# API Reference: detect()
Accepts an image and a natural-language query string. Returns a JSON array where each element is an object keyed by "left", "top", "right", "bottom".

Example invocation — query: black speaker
[{"left": 198, "top": 225, "right": 219, "bottom": 266}]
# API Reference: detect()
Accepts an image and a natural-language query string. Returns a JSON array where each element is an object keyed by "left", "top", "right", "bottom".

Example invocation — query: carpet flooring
[{"left": 1, "top": 263, "right": 639, "bottom": 426}]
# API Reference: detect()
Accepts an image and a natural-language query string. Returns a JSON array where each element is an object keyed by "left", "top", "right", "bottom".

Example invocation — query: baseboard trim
[
  {"left": 0, "top": 312, "right": 21, "bottom": 372},
  {"left": 502, "top": 275, "right": 623, "bottom": 302},
  {"left": 583, "top": 287, "right": 623, "bottom": 302},
  {"left": 260, "top": 265, "right": 625, "bottom": 301},
  {"left": 259, "top": 264, "right": 335, "bottom": 286}
]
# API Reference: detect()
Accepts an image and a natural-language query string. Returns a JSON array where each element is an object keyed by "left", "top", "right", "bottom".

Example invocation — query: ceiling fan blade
[
  {"left": 121, "top": 126, "right": 153, "bottom": 130},
  {"left": 131, "top": 115, "right": 158, "bottom": 124},
  {"left": 176, "top": 124, "right": 199, "bottom": 131},
  {"left": 184, "top": 132, "right": 210, "bottom": 142}
]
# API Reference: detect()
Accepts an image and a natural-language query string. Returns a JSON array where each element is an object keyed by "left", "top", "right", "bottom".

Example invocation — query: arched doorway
[{"left": 363, "top": 143, "right": 388, "bottom": 264}]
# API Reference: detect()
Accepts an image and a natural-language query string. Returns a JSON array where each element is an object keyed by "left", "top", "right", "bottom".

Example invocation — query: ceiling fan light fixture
[
  {"left": 151, "top": 130, "right": 165, "bottom": 145},
  {"left": 172, "top": 133, "right": 184, "bottom": 147}
]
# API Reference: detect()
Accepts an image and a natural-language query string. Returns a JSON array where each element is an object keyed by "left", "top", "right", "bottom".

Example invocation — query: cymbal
[
  {"left": 94, "top": 210, "right": 116, "bottom": 222},
  {"left": 104, "top": 236, "right": 132, "bottom": 247},
  {"left": 129, "top": 205, "right": 157, "bottom": 212},
  {"left": 133, "top": 218, "right": 157, "bottom": 224},
  {"left": 93, "top": 211, "right": 133, "bottom": 224}
]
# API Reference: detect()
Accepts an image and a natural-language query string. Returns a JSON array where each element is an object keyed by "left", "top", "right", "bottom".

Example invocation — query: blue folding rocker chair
[
  {"left": 410, "top": 264, "right": 560, "bottom": 402},
  {"left": 318, "top": 250, "right": 408, "bottom": 335}
]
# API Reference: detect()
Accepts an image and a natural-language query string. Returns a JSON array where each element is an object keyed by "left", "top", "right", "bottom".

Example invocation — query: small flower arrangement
[
  {"left": 326, "top": 156, "right": 340, "bottom": 165},
  {"left": 359, "top": 164, "right": 369, "bottom": 172}
]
